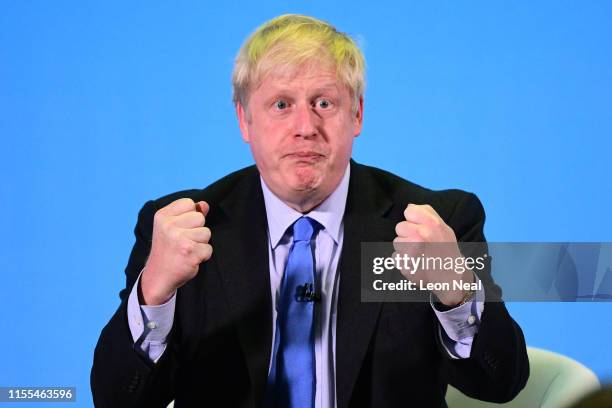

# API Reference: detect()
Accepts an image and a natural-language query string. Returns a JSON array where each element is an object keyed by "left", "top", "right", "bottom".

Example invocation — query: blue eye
[
  {"left": 317, "top": 99, "right": 331, "bottom": 109},
  {"left": 275, "top": 100, "right": 288, "bottom": 110}
]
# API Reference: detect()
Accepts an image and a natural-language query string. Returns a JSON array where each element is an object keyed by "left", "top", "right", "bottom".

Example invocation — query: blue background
[{"left": 1, "top": 1, "right": 611, "bottom": 406}]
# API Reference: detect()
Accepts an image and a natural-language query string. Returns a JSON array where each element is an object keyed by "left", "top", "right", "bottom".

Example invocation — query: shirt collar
[{"left": 260, "top": 164, "right": 350, "bottom": 249}]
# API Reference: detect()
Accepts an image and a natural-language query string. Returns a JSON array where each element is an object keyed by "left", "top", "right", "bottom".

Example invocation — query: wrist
[
  {"left": 435, "top": 270, "right": 476, "bottom": 308},
  {"left": 139, "top": 268, "right": 176, "bottom": 306}
]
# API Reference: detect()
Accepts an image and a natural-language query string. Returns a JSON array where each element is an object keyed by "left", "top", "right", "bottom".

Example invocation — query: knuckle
[
  {"left": 153, "top": 209, "right": 165, "bottom": 223},
  {"left": 156, "top": 218, "right": 168, "bottom": 233},
  {"left": 179, "top": 197, "right": 195, "bottom": 206},
  {"left": 415, "top": 228, "right": 426, "bottom": 240},
  {"left": 188, "top": 254, "right": 202, "bottom": 268},
  {"left": 178, "top": 240, "right": 195, "bottom": 257},
  {"left": 160, "top": 218, "right": 174, "bottom": 234},
  {"left": 419, "top": 228, "right": 430, "bottom": 240},
  {"left": 170, "top": 198, "right": 196, "bottom": 214},
  {"left": 167, "top": 226, "right": 180, "bottom": 241}
]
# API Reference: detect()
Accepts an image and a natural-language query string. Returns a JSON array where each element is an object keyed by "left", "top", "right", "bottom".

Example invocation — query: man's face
[{"left": 237, "top": 65, "right": 363, "bottom": 212}]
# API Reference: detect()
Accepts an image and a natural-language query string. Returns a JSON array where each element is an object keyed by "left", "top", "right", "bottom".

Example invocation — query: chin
[{"left": 290, "top": 166, "right": 324, "bottom": 192}]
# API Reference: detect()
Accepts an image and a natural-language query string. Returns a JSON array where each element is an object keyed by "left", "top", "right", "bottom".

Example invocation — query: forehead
[{"left": 254, "top": 64, "right": 346, "bottom": 96}]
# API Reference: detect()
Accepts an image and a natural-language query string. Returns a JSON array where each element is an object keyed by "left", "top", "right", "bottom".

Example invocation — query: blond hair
[{"left": 232, "top": 14, "right": 365, "bottom": 112}]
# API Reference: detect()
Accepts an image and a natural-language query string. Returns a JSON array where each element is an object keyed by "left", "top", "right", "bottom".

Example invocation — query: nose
[{"left": 292, "top": 103, "right": 320, "bottom": 139}]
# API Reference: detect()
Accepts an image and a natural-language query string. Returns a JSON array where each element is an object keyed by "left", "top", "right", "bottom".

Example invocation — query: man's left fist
[
  {"left": 395, "top": 203, "right": 457, "bottom": 244},
  {"left": 394, "top": 204, "right": 475, "bottom": 306}
]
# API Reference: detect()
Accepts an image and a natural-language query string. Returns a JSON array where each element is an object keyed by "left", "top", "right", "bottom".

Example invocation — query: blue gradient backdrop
[{"left": 1, "top": 1, "right": 611, "bottom": 406}]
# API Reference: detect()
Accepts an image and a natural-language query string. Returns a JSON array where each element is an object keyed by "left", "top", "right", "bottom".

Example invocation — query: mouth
[{"left": 284, "top": 151, "right": 326, "bottom": 163}]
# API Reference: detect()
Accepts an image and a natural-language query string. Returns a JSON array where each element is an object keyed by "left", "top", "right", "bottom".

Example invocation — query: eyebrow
[
  {"left": 312, "top": 87, "right": 341, "bottom": 96},
  {"left": 267, "top": 82, "right": 341, "bottom": 95}
]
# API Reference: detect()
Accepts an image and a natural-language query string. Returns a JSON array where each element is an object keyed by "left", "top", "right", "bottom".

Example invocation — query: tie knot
[{"left": 292, "top": 217, "right": 317, "bottom": 242}]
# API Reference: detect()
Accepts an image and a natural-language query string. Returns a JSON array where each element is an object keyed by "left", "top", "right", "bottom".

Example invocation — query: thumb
[{"left": 196, "top": 201, "right": 210, "bottom": 217}]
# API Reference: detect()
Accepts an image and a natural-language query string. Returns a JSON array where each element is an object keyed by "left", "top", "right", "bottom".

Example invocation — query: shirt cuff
[
  {"left": 430, "top": 277, "right": 485, "bottom": 358},
  {"left": 127, "top": 269, "right": 177, "bottom": 361}
]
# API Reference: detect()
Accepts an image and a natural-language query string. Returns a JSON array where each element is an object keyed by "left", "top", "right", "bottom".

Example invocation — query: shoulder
[
  {"left": 356, "top": 162, "right": 482, "bottom": 216},
  {"left": 134, "top": 165, "right": 258, "bottom": 224},
  {"left": 355, "top": 162, "right": 485, "bottom": 240},
  {"left": 148, "top": 165, "right": 258, "bottom": 208}
]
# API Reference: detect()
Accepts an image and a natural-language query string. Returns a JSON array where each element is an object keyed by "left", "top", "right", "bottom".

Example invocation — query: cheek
[
  {"left": 250, "top": 134, "right": 284, "bottom": 169},
  {"left": 251, "top": 140, "right": 271, "bottom": 164},
  {"left": 329, "top": 124, "right": 356, "bottom": 155}
]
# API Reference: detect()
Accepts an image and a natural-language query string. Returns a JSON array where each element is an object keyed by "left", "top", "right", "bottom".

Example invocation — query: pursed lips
[
  {"left": 284, "top": 152, "right": 326, "bottom": 166},
  {"left": 284, "top": 151, "right": 326, "bottom": 158}
]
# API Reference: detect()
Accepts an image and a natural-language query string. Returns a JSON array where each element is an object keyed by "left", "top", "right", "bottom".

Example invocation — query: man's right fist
[{"left": 140, "top": 198, "right": 212, "bottom": 305}]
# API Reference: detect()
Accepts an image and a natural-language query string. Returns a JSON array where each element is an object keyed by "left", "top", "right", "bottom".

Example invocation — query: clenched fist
[
  {"left": 140, "top": 198, "right": 213, "bottom": 305},
  {"left": 394, "top": 203, "right": 475, "bottom": 306}
]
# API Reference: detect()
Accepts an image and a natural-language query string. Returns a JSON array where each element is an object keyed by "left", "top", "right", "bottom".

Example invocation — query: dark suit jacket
[{"left": 91, "top": 160, "right": 529, "bottom": 407}]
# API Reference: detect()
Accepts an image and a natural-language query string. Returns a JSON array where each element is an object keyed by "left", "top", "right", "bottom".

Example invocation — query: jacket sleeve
[
  {"left": 91, "top": 200, "right": 178, "bottom": 408},
  {"left": 441, "top": 192, "right": 530, "bottom": 403}
]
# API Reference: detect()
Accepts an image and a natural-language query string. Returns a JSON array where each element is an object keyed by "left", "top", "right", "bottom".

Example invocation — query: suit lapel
[
  {"left": 336, "top": 161, "right": 397, "bottom": 408},
  {"left": 213, "top": 167, "right": 272, "bottom": 407}
]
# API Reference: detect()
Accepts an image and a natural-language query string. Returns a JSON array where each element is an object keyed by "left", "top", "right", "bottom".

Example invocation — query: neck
[
  {"left": 277, "top": 189, "right": 329, "bottom": 214},
  {"left": 260, "top": 164, "right": 349, "bottom": 214}
]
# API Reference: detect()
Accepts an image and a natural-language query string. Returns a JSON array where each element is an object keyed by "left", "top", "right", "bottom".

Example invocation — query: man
[{"left": 91, "top": 14, "right": 528, "bottom": 407}]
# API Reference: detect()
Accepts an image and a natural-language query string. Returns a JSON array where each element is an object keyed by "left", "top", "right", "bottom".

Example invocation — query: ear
[
  {"left": 236, "top": 102, "right": 251, "bottom": 143},
  {"left": 353, "top": 95, "right": 364, "bottom": 137}
]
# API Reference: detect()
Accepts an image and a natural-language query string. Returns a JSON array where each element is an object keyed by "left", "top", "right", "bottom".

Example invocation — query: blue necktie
[{"left": 268, "top": 217, "right": 318, "bottom": 408}]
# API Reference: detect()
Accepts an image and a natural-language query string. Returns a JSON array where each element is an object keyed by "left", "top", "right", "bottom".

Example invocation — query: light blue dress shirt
[{"left": 127, "top": 164, "right": 484, "bottom": 408}]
